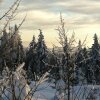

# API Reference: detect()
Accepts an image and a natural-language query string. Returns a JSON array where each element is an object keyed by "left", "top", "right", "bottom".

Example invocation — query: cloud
[
  {"left": 2, "top": 0, "right": 100, "bottom": 27},
  {"left": 0, "top": 0, "right": 3, "bottom": 3},
  {"left": 1, "top": 0, "right": 100, "bottom": 48},
  {"left": 17, "top": 0, "right": 100, "bottom": 28},
  {"left": 21, "top": 0, "right": 100, "bottom": 14}
]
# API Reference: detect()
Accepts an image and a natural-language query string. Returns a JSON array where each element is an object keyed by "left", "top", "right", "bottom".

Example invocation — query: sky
[{"left": 0, "top": 0, "right": 100, "bottom": 48}]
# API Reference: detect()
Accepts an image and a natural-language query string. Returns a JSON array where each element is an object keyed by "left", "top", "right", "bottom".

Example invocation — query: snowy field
[
  {"left": 30, "top": 81, "right": 56, "bottom": 100},
  {"left": 1, "top": 77, "right": 100, "bottom": 100},
  {"left": 30, "top": 81, "right": 100, "bottom": 100},
  {"left": 1, "top": 63, "right": 100, "bottom": 100}
]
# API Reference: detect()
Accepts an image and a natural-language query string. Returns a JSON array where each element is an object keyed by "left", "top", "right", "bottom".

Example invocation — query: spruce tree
[
  {"left": 36, "top": 29, "right": 47, "bottom": 75},
  {"left": 75, "top": 40, "right": 90, "bottom": 84},
  {"left": 17, "top": 34, "right": 25, "bottom": 64},
  {"left": 90, "top": 34, "right": 100, "bottom": 84},
  {"left": 25, "top": 35, "right": 37, "bottom": 80},
  {"left": 29, "top": 35, "right": 37, "bottom": 50},
  {"left": 0, "top": 25, "right": 25, "bottom": 71},
  {"left": 49, "top": 47, "right": 57, "bottom": 66},
  {"left": 0, "top": 29, "right": 10, "bottom": 71},
  {"left": 49, "top": 47, "right": 59, "bottom": 80},
  {"left": 9, "top": 25, "right": 25, "bottom": 69},
  {"left": 25, "top": 35, "right": 37, "bottom": 69},
  {"left": 82, "top": 47, "right": 89, "bottom": 84},
  {"left": 25, "top": 30, "right": 48, "bottom": 80},
  {"left": 75, "top": 40, "right": 83, "bottom": 84}
]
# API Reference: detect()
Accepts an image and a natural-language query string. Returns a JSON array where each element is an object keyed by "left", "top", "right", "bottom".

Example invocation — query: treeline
[
  {"left": 75, "top": 33, "right": 100, "bottom": 84},
  {"left": 0, "top": 25, "right": 24, "bottom": 71},
  {"left": 0, "top": 22, "right": 100, "bottom": 85}
]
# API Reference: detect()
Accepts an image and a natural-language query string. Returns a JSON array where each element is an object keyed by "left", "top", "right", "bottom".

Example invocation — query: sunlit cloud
[
  {"left": 18, "top": 0, "right": 100, "bottom": 29},
  {"left": 0, "top": 0, "right": 3, "bottom": 3},
  {"left": 1, "top": 0, "right": 100, "bottom": 48}
]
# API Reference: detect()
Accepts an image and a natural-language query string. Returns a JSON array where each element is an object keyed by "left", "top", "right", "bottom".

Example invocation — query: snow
[
  {"left": 56, "top": 79, "right": 65, "bottom": 90},
  {"left": 1, "top": 63, "right": 100, "bottom": 100},
  {"left": 30, "top": 81, "right": 56, "bottom": 100},
  {"left": 72, "top": 85, "right": 100, "bottom": 100},
  {"left": 1, "top": 63, "right": 31, "bottom": 100},
  {"left": 1, "top": 74, "right": 100, "bottom": 100},
  {"left": 30, "top": 82, "right": 100, "bottom": 100}
]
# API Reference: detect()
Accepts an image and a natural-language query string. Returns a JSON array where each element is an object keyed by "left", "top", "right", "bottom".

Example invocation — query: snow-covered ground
[
  {"left": 1, "top": 77, "right": 100, "bottom": 100},
  {"left": 30, "top": 81, "right": 100, "bottom": 100},
  {"left": 1, "top": 63, "right": 100, "bottom": 100},
  {"left": 71, "top": 85, "right": 100, "bottom": 100},
  {"left": 30, "top": 81, "right": 56, "bottom": 100}
]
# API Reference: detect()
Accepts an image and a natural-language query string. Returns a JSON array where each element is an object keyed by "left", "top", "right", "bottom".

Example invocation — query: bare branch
[{"left": 0, "top": 0, "right": 21, "bottom": 20}]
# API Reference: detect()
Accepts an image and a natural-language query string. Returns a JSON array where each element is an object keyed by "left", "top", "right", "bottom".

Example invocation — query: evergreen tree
[
  {"left": 36, "top": 29, "right": 47, "bottom": 75},
  {"left": 29, "top": 35, "right": 37, "bottom": 50},
  {"left": 25, "top": 35, "right": 37, "bottom": 69},
  {"left": 82, "top": 47, "right": 90, "bottom": 84},
  {"left": 75, "top": 40, "right": 90, "bottom": 84},
  {"left": 49, "top": 47, "right": 59, "bottom": 80},
  {"left": 9, "top": 25, "right": 25, "bottom": 69},
  {"left": 25, "top": 30, "right": 48, "bottom": 80},
  {"left": 91, "top": 34, "right": 100, "bottom": 59},
  {"left": 24, "top": 35, "right": 37, "bottom": 80},
  {"left": 49, "top": 47, "right": 57, "bottom": 66},
  {"left": 90, "top": 34, "right": 100, "bottom": 84},
  {"left": 0, "top": 29, "right": 11, "bottom": 72},
  {"left": 17, "top": 34, "right": 25, "bottom": 64},
  {"left": 0, "top": 25, "right": 25, "bottom": 71},
  {"left": 75, "top": 40, "right": 83, "bottom": 84}
]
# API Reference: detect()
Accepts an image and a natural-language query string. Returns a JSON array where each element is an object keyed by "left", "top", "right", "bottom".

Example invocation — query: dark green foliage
[
  {"left": 36, "top": 30, "right": 47, "bottom": 74},
  {"left": 0, "top": 25, "right": 25, "bottom": 71},
  {"left": 89, "top": 34, "right": 100, "bottom": 84},
  {"left": 25, "top": 30, "right": 48, "bottom": 80},
  {"left": 49, "top": 48, "right": 60, "bottom": 81},
  {"left": 75, "top": 40, "right": 89, "bottom": 84},
  {"left": 75, "top": 34, "right": 100, "bottom": 84}
]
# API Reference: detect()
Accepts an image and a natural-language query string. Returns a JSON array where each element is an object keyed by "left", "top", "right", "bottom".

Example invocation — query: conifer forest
[{"left": 1, "top": 0, "right": 100, "bottom": 100}]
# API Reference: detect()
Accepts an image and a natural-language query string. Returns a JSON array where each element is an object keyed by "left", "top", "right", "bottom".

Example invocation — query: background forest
[{"left": 0, "top": 0, "right": 100, "bottom": 100}]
